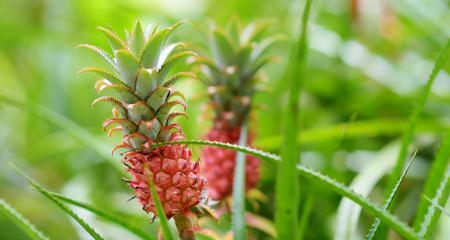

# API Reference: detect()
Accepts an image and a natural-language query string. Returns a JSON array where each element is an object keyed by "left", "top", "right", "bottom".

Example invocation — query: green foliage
[
  {"left": 254, "top": 119, "right": 447, "bottom": 150},
  {"left": 298, "top": 166, "right": 419, "bottom": 240},
  {"left": 414, "top": 132, "right": 450, "bottom": 237},
  {"left": 366, "top": 151, "right": 417, "bottom": 239},
  {"left": 335, "top": 142, "right": 400, "bottom": 240},
  {"left": 12, "top": 165, "right": 104, "bottom": 240},
  {"left": 150, "top": 139, "right": 420, "bottom": 240},
  {"left": 1, "top": 1, "right": 449, "bottom": 239},
  {"left": 232, "top": 123, "right": 249, "bottom": 240},
  {"left": 195, "top": 18, "right": 280, "bottom": 128},
  {"left": 387, "top": 39, "right": 450, "bottom": 209},
  {"left": 0, "top": 198, "right": 49, "bottom": 240},
  {"left": 416, "top": 136, "right": 450, "bottom": 238},
  {"left": 298, "top": 193, "right": 314, "bottom": 240},
  {"left": 0, "top": 93, "right": 120, "bottom": 169},
  {"left": 49, "top": 192, "right": 155, "bottom": 240},
  {"left": 275, "top": 0, "right": 312, "bottom": 239}
]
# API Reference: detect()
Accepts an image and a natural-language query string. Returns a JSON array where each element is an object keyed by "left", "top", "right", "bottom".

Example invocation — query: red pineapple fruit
[
  {"left": 79, "top": 20, "right": 206, "bottom": 227},
  {"left": 202, "top": 120, "right": 260, "bottom": 200},
  {"left": 195, "top": 20, "right": 281, "bottom": 200}
]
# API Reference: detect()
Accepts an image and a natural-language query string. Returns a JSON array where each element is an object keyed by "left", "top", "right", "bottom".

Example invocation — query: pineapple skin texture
[
  {"left": 125, "top": 143, "right": 206, "bottom": 218},
  {"left": 201, "top": 121, "right": 260, "bottom": 200}
]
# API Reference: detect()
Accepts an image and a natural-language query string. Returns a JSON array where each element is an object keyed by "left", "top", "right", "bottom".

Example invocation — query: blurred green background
[{"left": 0, "top": 0, "right": 449, "bottom": 239}]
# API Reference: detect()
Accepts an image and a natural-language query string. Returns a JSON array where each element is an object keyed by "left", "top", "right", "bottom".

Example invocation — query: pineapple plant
[
  {"left": 195, "top": 20, "right": 281, "bottom": 201},
  {"left": 78, "top": 20, "right": 206, "bottom": 237}
]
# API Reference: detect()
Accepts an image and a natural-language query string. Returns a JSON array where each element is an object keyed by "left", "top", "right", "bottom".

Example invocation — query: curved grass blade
[
  {"left": 150, "top": 139, "right": 420, "bottom": 240},
  {"left": 386, "top": 39, "right": 450, "bottom": 212},
  {"left": 48, "top": 192, "right": 155, "bottom": 240},
  {"left": 414, "top": 132, "right": 450, "bottom": 236},
  {"left": 11, "top": 165, "right": 104, "bottom": 240},
  {"left": 0, "top": 93, "right": 120, "bottom": 170},
  {"left": 275, "top": 0, "right": 312, "bottom": 238},
  {"left": 149, "top": 181, "right": 174, "bottom": 240},
  {"left": 0, "top": 198, "right": 49, "bottom": 240},
  {"left": 366, "top": 151, "right": 417, "bottom": 240},
  {"left": 335, "top": 142, "right": 399, "bottom": 240},
  {"left": 298, "top": 165, "right": 419, "bottom": 240},
  {"left": 232, "top": 123, "right": 248, "bottom": 240},
  {"left": 151, "top": 140, "right": 419, "bottom": 239}
]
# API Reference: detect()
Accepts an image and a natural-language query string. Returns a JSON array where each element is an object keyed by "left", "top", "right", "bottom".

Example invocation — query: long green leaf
[
  {"left": 414, "top": 132, "right": 450, "bottom": 236},
  {"left": 149, "top": 181, "right": 174, "bottom": 240},
  {"left": 12, "top": 165, "right": 104, "bottom": 240},
  {"left": 275, "top": 0, "right": 312, "bottom": 238},
  {"left": 150, "top": 139, "right": 420, "bottom": 240},
  {"left": 48, "top": 192, "right": 155, "bottom": 240},
  {"left": 232, "top": 123, "right": 248, "bottom": 240},
  {"left": 0, "top": 198, "right": 49, "bottom": 240},
  {"left": 366, "top": 151, "right": 417, "bottom": 239},
  {"left": 255, "top": 119, "right": 447, "bottom": 150},
  {"left": 387, "top": 39, "right": 449, "bottom": 209}
]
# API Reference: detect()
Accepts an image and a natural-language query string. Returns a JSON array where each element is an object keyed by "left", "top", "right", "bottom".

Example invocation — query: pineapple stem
[{"left": 173, "top": 212, "right": 199, "bottom": 240}]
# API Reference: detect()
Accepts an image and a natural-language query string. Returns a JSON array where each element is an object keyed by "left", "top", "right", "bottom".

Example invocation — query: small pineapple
[
  {"left": 196, "top": 20, "right": 280, "bottom": 200},
  {"left": 79, "top": 21, "right": 206, "bottom": 220}
]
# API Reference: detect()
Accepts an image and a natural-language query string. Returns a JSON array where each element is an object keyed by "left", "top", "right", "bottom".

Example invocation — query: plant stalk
[{"left": 173, "top": 212, "right": 200, "bottom": 240}]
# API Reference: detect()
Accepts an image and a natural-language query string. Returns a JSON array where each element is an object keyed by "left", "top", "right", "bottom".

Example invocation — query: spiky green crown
[
  {"left": 79, "top": 21, "right": 196, "bottom": 153},
  {"left": 195, "top": 20, "right": 282, "bottom": 127}
]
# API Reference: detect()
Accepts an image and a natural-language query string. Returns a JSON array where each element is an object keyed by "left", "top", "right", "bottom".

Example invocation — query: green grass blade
[
  {"left": 414, "top": 132, "right": 450, "bottom": 235},
  {"left": 232, "top": 123, "right": 248, "bottom": 240},
  {"left": 254, "top": 119, "right": 447, "bottom": 150},
  {"left": 0, "top": 93, "right": 119, "bottom": 169},
  {"left": 298, "top": 165, "right": 419, "bottom": 240},
  {"left": 149, "top": 181, "right": 174, "bottom": 240},
  {"left": 150, "top": 139, "right": 420, "bottom": 240},
  {"left": 0, "top": 198, "right": 49, "bottom": 240},
  {"left": 276, "top": 1, "right": 312, "bottom": 237},
  {"left": 366, "top": 151, "right": 417, "bottom": 240},
  {"left": 424, "top": 196, "right": 450, "bottom": 218},
  {"left": 418, "top": 164, "right": 450, "bottom": 238},
  {"left": 48, "top": 192, "right": 155, "bottom": 240},
  {"left": 387, "top": 39, "right": 449, "bottom": 209},
  {"left": 12, "top": 165, "right": 104, "bottom": 240},
  {"left": 151, "top": 140, "right": 280, "bottom": 161},
  {"left": 335, "top": 142, "right": 399, "bottom": 240},
  {"left": 298, "top": 193, "right": 314, "bottom": 240}
]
